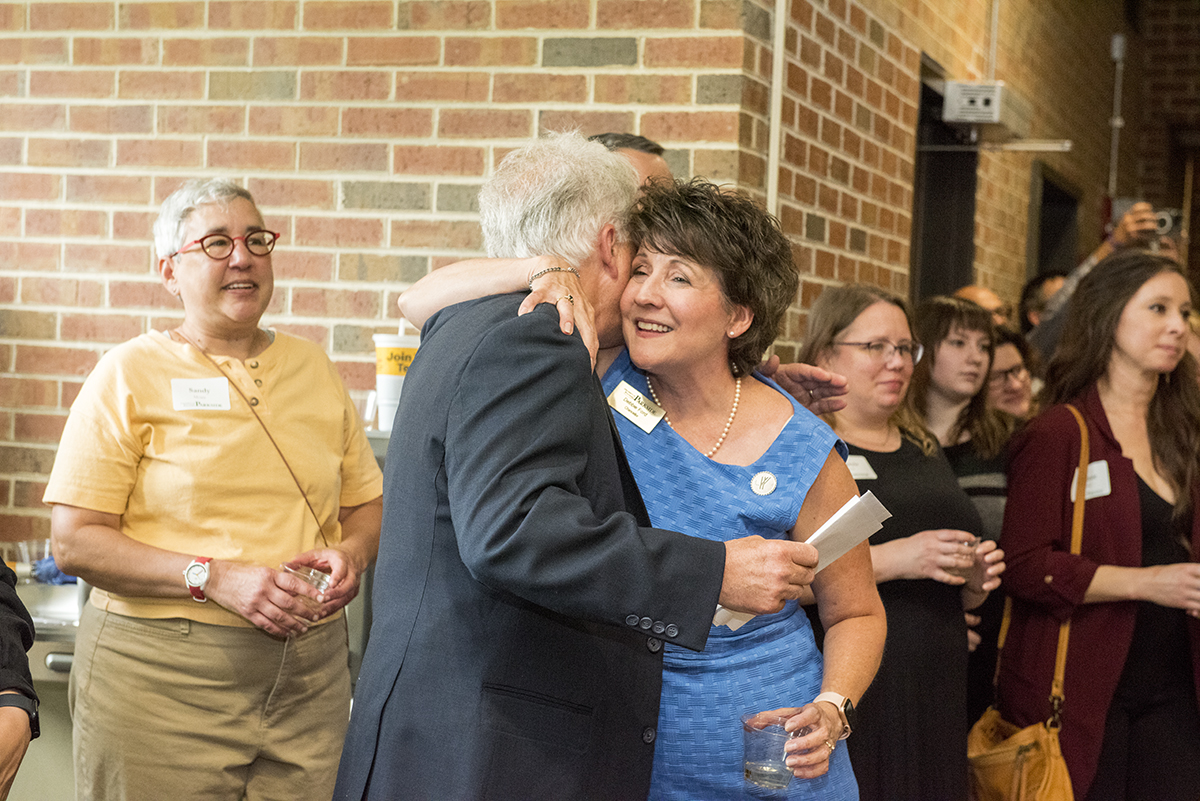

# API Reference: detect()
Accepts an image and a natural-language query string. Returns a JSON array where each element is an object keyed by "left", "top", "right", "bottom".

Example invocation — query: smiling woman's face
[
  {"left": 818, "top": 300, "right": 915, "bottom": 422},
  {"left": 620, "top": 247, "right": 749, "bottom": 376},
  {"left": 161, "top": 197, "right": 274, "bottom": 337}
]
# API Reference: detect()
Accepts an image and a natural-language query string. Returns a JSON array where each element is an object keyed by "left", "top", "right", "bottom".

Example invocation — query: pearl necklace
[{"left": 647, "top": 376, "right": 742, "bottom": 458}]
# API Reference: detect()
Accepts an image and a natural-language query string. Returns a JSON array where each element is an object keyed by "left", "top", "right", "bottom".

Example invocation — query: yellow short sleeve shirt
[{"left": 44, "top": 331, "right": 384, "bottom": 627}]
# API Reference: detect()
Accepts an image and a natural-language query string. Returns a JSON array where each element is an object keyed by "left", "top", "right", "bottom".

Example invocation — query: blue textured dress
[{"left": 602, "top": 351, "right": 859, "bottom": 801}]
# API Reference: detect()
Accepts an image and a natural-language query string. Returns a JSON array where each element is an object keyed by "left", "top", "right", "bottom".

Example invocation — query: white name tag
[
  {"left": 1070, "top": 460, "right": 1112, "bottom": 501},
  {"left": 606, "top": 380, "right": 665, "bottom": 434},
  {"left": 845, "top": 454, "right": 878, "bottom": 480},
  {"left": 171, "top": 377, "right": 231, "bottom": 411}
]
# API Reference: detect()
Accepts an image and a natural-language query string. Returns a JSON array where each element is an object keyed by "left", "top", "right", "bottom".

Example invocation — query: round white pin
[{"left": 750, "top": 471, "right": 777, "bottom": 496}]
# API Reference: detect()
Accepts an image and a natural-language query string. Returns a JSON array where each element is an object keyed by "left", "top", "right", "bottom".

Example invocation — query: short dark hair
[
  {"left": 993, "top": 325, "right": 1040, "bottom": 378},
  {"left": 1018, "top": 271, "right": 1067, "bottom": 333},
  {"left": 588, "top": 132, "right": 665, "bottom": 156},
  {"left": 626, "top": 178, "right": 796, "bottom": 377}
]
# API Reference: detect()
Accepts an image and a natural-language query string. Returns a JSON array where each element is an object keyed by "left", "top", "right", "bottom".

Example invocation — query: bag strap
[
  {"left": 993, "top": 403, "right": 1089, "bottom": 728},
  {"left": 173, "top": 330, "right": 330, "bottom": 546}
]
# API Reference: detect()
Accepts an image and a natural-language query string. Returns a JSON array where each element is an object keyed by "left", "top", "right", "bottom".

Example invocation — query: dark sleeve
[
  {"left": 0, "top": 563, "right": 36, "bottom": 703},
  {"left": 444, "top": 306, "right": 725, "bottom": 651},
  {"left": 1000, "top": 406, "right": 1099, "bottom": 620}
]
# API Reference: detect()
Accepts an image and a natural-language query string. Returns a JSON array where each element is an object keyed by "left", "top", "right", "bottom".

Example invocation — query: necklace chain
[{"left": 646, "top": 376, "right": 741, "bottom": 459}]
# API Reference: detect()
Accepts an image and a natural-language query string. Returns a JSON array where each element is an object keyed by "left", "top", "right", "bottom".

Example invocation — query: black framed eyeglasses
[
  {"left": 170, "top": 230, "right": 281, "bottom": 260},
  {"left": 833, "top": 339, "right": 924, "bottom": 365},
  {"left": 988, "top": 363, "right": 1029, "bottom": 386}
]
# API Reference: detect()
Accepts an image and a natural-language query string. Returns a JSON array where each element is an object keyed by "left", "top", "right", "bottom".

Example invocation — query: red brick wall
[{"left": 0, "top": 0, "right": 1170, "bottom": 537}]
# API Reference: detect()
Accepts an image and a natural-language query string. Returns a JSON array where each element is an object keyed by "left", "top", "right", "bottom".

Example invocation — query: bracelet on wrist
[{"left": 527, "top": 265, "right": 580, "bottom": 288}]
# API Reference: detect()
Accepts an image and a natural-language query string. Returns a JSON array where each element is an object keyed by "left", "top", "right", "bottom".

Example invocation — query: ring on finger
[
  {"left": 560, "top": 293, "right": 574, "bottom": 305},
  {"left": 824, "top": 739, "right": 836, "bottom": 754}
]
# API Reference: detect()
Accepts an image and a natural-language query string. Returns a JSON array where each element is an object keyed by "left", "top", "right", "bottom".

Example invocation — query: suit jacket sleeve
[{"left": 444, "top": 304, "right": 725, "bottom": 651}]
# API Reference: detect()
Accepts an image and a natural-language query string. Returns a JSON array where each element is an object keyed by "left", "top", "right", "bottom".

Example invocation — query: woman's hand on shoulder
[
  {"left": 517, "top": 256, "right": 598, "bottom": 369},
  {"left": 759, "top": 356, "right": 848, "bottom": 415},
  {"left": 205, "top": 561, "right": 317, "bottom": 638}
]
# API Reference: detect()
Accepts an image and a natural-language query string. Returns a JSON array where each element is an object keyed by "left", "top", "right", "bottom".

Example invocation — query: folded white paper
[
  {"left": 808, "top": 491, "right": 891, "bottom": 573},
  {"left": 712, "top": 491, "right": 892, "bottom": 630}
]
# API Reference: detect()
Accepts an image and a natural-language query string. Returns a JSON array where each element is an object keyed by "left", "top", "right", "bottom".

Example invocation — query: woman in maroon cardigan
[{"left": 999, "top": 249, "right": 1200, "bottom": 801}]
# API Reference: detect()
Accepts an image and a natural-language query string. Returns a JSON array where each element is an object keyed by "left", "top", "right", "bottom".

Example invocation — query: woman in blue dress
[{"left": 400, "top": 177, "right": 886, "bottom": 799}]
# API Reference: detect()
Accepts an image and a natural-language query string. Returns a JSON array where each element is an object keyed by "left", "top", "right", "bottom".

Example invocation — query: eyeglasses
[
  {"left": 833, "top": 340, "right": 924, "bottom": 365},
  {"left": 988, "top": 363, "right": 1029, "bottom": 386},
  {"left": 170, "top": 230, "right": 280, "bottom": 260}
]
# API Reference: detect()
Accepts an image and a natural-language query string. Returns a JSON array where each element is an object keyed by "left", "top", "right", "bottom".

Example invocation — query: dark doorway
[
  {"left": 1026, "top": 162, "right": 1080, "bottom": 280},
  {"left": 911, "top": 59, "right": 978, "bottom": 302}
]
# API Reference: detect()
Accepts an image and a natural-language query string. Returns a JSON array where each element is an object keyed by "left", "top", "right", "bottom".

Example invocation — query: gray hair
[
  {"left": 478, "top": 131, "right": 638, "bottom": 266},
  {"left": 153, "top": 178, "right": 257, "bottom": 258}
]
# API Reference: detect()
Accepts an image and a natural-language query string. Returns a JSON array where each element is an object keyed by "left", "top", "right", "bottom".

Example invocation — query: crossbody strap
[
  {"left": 994, "top": 403, "right": 1088, "bottom": 727},
  {"left": 173, "top": 331, "right": 330, "bottom": 546}
]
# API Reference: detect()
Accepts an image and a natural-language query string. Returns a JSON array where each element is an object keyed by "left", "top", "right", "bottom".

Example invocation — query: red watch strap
[{"left": 187, "top": 556, "right": 212, "bottom": 601}]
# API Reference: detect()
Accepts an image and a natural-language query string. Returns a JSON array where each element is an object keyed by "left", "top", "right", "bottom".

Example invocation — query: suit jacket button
[
  {"left": 646, "top": 637, "right": 661, "bottom": 653},
  {"left": 626, "top": 614, "right": 640, "bottom": 627},
  {"left": 665, "top": 624, "right": 679, "bottom": 638},
  {"left": 639, "top": 617, "right": 652, "bottom": 630},
  {"left": 642, "top": 727, "right": 656, "bottom": 743},
  {"left": 652, "top": 620, "right": 665, "bottom": 634}
]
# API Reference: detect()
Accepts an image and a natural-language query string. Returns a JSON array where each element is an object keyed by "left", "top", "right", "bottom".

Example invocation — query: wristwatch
[
  {"left": 0, "top": 693, "right": 39, "bottom": 739},
  {"left": 813, "top": 691, "right": 855, "bottom": 740},
  {"left": 183, "top": 557, "right": 212, "bottom": 602}
]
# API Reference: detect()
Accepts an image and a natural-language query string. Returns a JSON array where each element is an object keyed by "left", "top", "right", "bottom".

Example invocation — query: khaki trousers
[{"left": 69, "top": 604, "right": 351, "bottom": 801}]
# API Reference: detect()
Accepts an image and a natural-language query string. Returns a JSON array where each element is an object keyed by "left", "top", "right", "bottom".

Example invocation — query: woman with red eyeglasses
[{"left": 43, "top": 178, "right": 382, "bottom": 800}]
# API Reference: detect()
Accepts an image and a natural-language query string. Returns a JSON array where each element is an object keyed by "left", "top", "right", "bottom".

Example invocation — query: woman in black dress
[{"left": 799, "top": 284, "right": 1005, "bottom": 800}]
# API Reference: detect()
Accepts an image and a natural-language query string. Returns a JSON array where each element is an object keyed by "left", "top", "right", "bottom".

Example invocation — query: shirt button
[
  {"left": 254, "top": 379, "right": 262, "bottom": 387},
  {"left": 249, "top": 397, "right": 259, "bottom": 406},
  {"left": 1044, "top": 575, "right": 1054, "bottom": 583},
  {"left": 625, "top": 614, "right": 640, "bottom": 627},
  {"left": 642, "top": 727, "right": 656, "bottom": 743},
  {"left": 665, "top": 624, "right": 679, "bottom": 638},
  {"left": 646, "top": 637, "right": 661, "bottom": 653},
  {"left": 639, "top": 617, "right": 652, "bottom": 630},
  {"left": 248, "top": 361, "right": 259, "bottom": 369}
]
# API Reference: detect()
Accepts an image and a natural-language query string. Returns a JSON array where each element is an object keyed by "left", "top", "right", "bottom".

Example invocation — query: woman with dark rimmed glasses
[
  {"left": 798, "top": 284, "right": 1005, "bottom": 800},
  {"left": 43, "top": 178, "right": 383, "bottom": 800}
]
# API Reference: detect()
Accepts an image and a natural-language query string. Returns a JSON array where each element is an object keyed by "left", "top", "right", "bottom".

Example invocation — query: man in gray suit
[{"left": 335, "top": 132, "right": 819, "bottom": 801}]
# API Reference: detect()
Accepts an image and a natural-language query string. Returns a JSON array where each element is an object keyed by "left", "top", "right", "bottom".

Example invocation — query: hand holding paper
[{"left": 714, "top": 492, "right": 891, "bottom": 630}]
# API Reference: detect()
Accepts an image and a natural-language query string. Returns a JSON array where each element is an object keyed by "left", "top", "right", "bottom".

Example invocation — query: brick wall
[
  {"left": 1140, "top": 0, "right": 1199, "bottom": 281},
  {"left": 0, "top": 0, "right": 1170, "bottom": 538}
]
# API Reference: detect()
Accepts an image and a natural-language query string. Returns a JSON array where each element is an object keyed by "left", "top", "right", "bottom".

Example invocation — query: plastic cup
[
  {"left": 280, "top": 564, "right": 332, "bottom": 611},
  {"left": 742, "top": 713, "right": 802, "bottom": 790},
  {"left": 373, "top": 332, "right": 420, "bottom": 432},
  {"left": 947, "top": 535, "right": 983, "bottom": 580}
]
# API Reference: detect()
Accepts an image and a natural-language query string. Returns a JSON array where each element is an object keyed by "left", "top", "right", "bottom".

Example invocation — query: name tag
[
  {"left": 1070, "top": 460, "right": 1112, "bottom": 501},
  {"left": 171, "top": 377, "right": 231, "bottom": 411},
  {"left": 606, "top": 380, "right": 665, "bottom": 434},
  {"left": 845, "top": 454, "right": 878, "bottom": 480}
]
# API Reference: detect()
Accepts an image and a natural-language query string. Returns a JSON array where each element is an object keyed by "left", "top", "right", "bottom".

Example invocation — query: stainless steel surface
[{"left": 29, "top": 639, "right": 74, "bottom": 684}]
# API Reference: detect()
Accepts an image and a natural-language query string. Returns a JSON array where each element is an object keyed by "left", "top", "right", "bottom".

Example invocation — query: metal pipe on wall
[{"left": 766, "top": 0, "right": 787, "bottom": 216}]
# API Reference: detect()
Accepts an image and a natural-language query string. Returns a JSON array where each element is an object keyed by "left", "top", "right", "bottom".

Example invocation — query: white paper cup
[{"left": 373, "top": 332, "right": 419, "bottom": 431}]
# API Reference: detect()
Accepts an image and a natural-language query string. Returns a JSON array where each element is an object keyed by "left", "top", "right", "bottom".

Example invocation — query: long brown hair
[
  {"left": 798, "top": 283, "right": 938, "bottom": 455},
  {"left": 1044, "top": 250, "right": 1200, "bottom": 515},
  {"left": 911, "top": 296, "right": 1016, "bottom": 459}
]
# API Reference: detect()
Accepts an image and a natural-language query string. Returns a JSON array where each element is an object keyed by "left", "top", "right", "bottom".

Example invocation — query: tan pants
[{"left": 69, "top": 604, "right": 351, "bottom": 801}]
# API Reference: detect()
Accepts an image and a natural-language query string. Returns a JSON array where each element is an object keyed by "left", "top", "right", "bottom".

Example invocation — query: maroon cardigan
[{"left": 997, "top": 385, "right": 1200, "bottom": 799}]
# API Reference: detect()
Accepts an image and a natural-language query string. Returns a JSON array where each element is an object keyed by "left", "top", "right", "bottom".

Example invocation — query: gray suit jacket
[{"left": 334, "top": 294, "right": 725, "bottom": 801}]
